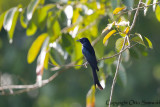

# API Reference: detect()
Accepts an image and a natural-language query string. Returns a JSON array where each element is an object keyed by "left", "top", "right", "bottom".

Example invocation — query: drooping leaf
[
  {"left": 86, "top": 85, "right": 96, "bottom": 107},
  {"left": 3, "top": 6, "right": 20, "bottom": 43},
  {"left": 36, "top": 37, "right": 49, "bottom": 85},
  {"left": 39, "top": 37, "right": 50, "bottom": 69},
  {"left": 144, "top": 0, "right": 152, "bottom": 16},
  {"left": 27, "top": 0, "right": 40, "bottom": 21},
  {"left": 155, "top": 5, "right": 160, "bottom": 22},
  {"left": 20, "top": 8, "right": 28, "bottom": 28},
  {"left": 131, "top": 33, "right": 145, "bottom": 46},
  {"left": 26, "top": 21, "right": 37, "bottom": 36},
  {"left": 50, "top": 45, "right": 65, "bottom": 65},
  {"left": 144, "top": 36, "right": 153, "bottom": 49},
  {"left": 3, "top": 7, "right": 17, "bottom": 31},
  {"left": 52, "top": 20, "right": 61, "bottom": 39},
  {"left": 38, "top": 4, "right": 55, "bottom": 24},
  {"left": 153, "top": 0, "right": 158, "bottom": 11},
  {"left": 103, "top": 30, "right": 116, "bottom": 44},
  {"left": 27, "top": 33, "right": 48, "bottom": 63},
  {"left": 113, "top": 7, "right": 125, "bottom": 14},
  {"left": 61, "top": 33, "right": 74, "bottom": 54},
  {"left": 49, "top": 53, "right": 58, "bottom": 66},
  {"left": 0, "top": 12, "right": 6, "bottom": 31},
  {"left": 115, "top": 37, "right": 124, "bottom": 52},
  {"left": 44, "top": 52, "right": 49, "bottom": 69}
]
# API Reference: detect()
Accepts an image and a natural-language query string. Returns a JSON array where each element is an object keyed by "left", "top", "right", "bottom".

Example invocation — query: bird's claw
[{"left": 83, "top": 62, "right": 88, "bottom": 68}]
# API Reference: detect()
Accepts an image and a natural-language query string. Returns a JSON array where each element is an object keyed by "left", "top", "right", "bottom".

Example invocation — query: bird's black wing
[{"left": 82, "top": 45, "right": 99, "bottom": 71}]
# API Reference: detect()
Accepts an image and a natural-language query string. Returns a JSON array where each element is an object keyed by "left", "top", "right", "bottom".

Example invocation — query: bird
[{"left": 77, "top": 37, "right": 103, "bottom": 90}]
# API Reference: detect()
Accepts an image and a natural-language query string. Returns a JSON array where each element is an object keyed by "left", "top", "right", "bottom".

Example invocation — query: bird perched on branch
[{"left": 77, "top": 37, "right": 103, "bottom": 90}]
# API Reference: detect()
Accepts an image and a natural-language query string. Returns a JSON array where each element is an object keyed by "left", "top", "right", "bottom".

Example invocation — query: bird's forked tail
[{"left": 91, "top": 67, "right": 103, "bottom": 90}]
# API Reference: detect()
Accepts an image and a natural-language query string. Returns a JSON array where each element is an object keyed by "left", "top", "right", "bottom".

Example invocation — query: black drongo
[{"left": 77, "top": 37, "right": 103, "bottom": 90}]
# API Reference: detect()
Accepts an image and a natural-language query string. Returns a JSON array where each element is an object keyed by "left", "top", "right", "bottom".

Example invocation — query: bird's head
[{"left": 76, "top": 37, "right": 90, "bottom": 44}]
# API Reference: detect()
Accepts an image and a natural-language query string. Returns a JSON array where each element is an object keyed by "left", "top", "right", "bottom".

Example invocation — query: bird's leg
[{"left": 83, "top": 61, "right": 88, "bottom": 68}]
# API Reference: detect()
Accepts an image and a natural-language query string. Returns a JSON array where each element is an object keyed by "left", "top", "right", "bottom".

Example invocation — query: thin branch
[
  {"left": 0, "top": 42, "right": 138, "bottom": 95},
  {"left": 129, "top": 0, "right": 142, "bottom": 32},
  {"left": 108, "top": 0, "right": 142, "bottom": 107},
  {"left": 108, "top": 36, "right": 127, "bottom": 107}
]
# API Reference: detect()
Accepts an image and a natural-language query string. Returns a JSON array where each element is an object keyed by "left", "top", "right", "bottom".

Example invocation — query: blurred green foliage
[{"left": 0, "top": 0, "right": 160, "bottom": 107}]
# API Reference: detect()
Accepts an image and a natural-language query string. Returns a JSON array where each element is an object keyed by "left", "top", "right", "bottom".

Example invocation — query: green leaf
[
  {"left": 48, "top": 20, "right": 61, "bottom": 42},
  {"left": 27, "top": 33, "right": 48, "bottom": 63},
  {"left": 50, "top": 47, "right": 65, "bottom": 65},
  {"left": 0, "top": 12, "right": 6, "bottom": 31},
  {"left": 38, "top": 4, "right": 55, "bottom": 24},
  {"left": 39, "top": 37, "right": 50, "bottom": 69},
  {"left": 131, "top": 33, "right": 145, "bottom": 46},
  {"left": 20, "top": 8, "right": 28, "bottom": 28},
  {"left": 3, "top": 6, "right": 19, "bottom": 43},
  {"left": 144, "top": 0, "right": 152, "bottom": 16},
  {"left": 27, "top": 0, "right": 40, "bottom": 21},
  {"left": 144, "top": 36, "right": 153, "bottom": 49},
  {"left": 49, "top": 53, "right": 58, "bottom": 66},
  {"left": 86, "top": 85, "right": 95, "bottom": 107},
  {"left": 44, "top": 52, "right": 49, "bottom": 69},
  {"left": 155, "top": 5, "right": 160, "bottom": 22},
  {"left": 52, "top": 20, "right": 61, "bottom": 38},
  {"left": 26, "top": 22, "right": 37, "bottom": 36},
  {"left": 61, "top": 33, "right": 74, "bottom": 54},
  {"left": 115, "top": 37, "right": 124, "bottom": 52}
]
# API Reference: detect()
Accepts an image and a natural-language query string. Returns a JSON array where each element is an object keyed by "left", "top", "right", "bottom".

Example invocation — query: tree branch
[
  {"left": 108, "top": 0, "right": 142, "bottom": 107},
  {"left": 0, "top": 42, "right": 138, "bottom": 95}
]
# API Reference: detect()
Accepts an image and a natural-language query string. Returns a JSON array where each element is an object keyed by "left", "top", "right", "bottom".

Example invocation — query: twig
[
  {"left": 0, "top": 42, "right": 138, "bottom": 95},
  {"left": 108, "top": 0, "right": 142, "bottom": 107},
  {"left": 108, "top": 36, "right": 127, "bottom": 107}
]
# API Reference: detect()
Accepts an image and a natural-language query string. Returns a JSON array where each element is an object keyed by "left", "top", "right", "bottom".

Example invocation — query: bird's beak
[{"left": 76, "top": 39, "right": 80, "bottom": 42}]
